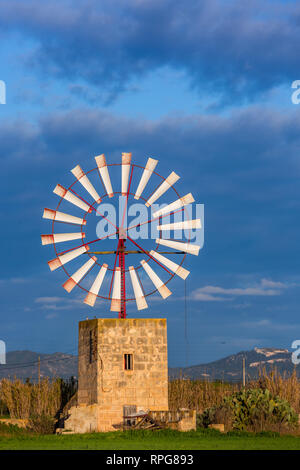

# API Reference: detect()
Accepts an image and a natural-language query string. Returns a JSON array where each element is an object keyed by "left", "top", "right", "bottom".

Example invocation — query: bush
[
  {"left": 197, "top": 388, "right": 298, "bottom": 432},
  {"left": 28, "top": 415, "right": 56, "bottom": 434}
]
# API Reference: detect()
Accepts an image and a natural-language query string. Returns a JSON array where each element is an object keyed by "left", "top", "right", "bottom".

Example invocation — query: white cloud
[
  {"left": 34, "top": 295, "right": 86, "bottom": 311},
  {"left": 0, "top": 277, "right": 29, "bottom": 285},
  {"left": 190, "top": 292, "right": 231, "bottom": 302},
  {"left": 260, "top": 278, "right": 286, "bottom": 289},
  {"left": 41, "top": 304, "right": 72, "bottom": 311},
  {"left": 35, "top": 297, "right": 64, "bottom": 303},
  {"left": 241, "top": 319, "right": 271, "bottom": 328},
  {"left": 190, "top": 278, "right": 286, "bottom": 301}
]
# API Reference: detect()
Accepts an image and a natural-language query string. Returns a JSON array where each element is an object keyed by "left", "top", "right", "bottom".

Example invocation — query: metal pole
[
  {"left": 242, "top": 357, "right": 246, "bottom": 387},
  {"left": 38, "top": 356, "right": 41, "bottom": 386},
  {"left": 119, "top": 237, "right": 126, "bottom": 319}
]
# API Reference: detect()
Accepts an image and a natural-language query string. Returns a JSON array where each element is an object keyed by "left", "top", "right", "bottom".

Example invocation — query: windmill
[
  {"left": 41, "top": 153, "right": 202, "bottom": 433},
  {"left": 41, "top": 153, "right": 202, "bottom": 318}
]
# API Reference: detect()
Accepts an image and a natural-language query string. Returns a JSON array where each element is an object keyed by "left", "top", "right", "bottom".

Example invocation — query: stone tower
[{"left": 71, "top": 318, "right": 168, "bottom": 432}]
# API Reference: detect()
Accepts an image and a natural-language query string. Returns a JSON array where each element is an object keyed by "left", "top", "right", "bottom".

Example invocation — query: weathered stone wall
[
  {"left": 149, "top": 409, "right": 196, "bottom": 431},
  {"left": 64, "top": 404, "right": 99, "bottom": 433},
  {"left": 77, "top": 318, "right": 168, "bottom": 431},
  {"left": 176, "top": 410, "right": 196, "bottom": 432},
  {"left": 77, "top": 319, "right": 98, "bottom": 405}
]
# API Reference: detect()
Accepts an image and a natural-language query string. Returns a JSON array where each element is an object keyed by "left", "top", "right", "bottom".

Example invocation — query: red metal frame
[
  {"left": 48, "top": 161, "right": 193, "bottom": 314},
  {"left": 119, "top": 238, "right": 126, "bottom": 318}
]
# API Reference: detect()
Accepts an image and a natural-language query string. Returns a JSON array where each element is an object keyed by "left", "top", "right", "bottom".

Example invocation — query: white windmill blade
[
  {"left": 129, "top": 266, "right": 148, "bottom": 310},
  {"left": 156, "top": 238, "right": 200, "bottom": 256},
  {"left": 84, "top": 263, "right": 108, "bottom": 307},
  {"left": 145, "top": 171, "right": 180, "bottom": 207},
  {"left": 63, "top": 256, "right": 97, "bottom": 293},
  {"left": 43, "top": 208, "right": 86, "bottom": 226},
  {"left": 140, "top": 260, "right": 171, "bottom": 299},
  {"left": 41, "top": 232, "right": 85, "bottom": 245},
  {"left": 95, "top": 154, "right": 114, "bottom": 198},
  {"left": 110, "top": 267, "right": 121, "bottom": 311},
  {"left": 157, "top": 219, "right": 201, "bottom": 231},
  {"left": 53, "top": 184, "right": 91, "bottom": 212},
  {"left": 149, "top": 250, "right": 190, "bottom": 280},
  {"left": 71, "top": 165, "right": 101, "bottom": 203},
  {"left": 153, "top": 193, "right": 194, "bottom": 219},
  {"left": 134, "top": 157, "right": 158, "bottom": 200},
  {"left": 121, "top": 152, "right": 132, "bottom": 196},
  {"left": 48, "top": 245, "right": 89, "bottom": 271}
]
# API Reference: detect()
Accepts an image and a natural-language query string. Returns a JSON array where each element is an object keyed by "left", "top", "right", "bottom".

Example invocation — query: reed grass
[
  {"left": 0, "top": 378, "right": 61, "bottom": 419},
  {"left": 169, "top": 379, "right": 239, "bottom": 412},
  {"left": 1, "top": 367, "right": 299, "bottom": 422},
  {"left": 169, "top": 368, "right": 300, "bottom": 414}
]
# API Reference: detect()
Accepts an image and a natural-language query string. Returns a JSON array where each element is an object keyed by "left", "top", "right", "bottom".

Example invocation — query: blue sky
[{"left": 1, "top": 0, "right": 300, "bottom": 367}]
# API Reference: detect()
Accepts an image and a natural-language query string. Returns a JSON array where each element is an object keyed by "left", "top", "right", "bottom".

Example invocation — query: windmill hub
[{"left": 117, "top": 227, "right": 127, "bottom": 240}]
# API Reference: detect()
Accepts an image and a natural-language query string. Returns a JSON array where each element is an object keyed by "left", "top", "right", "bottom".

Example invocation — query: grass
[
  {"left": 1, "top": 425, "right": 300, "bottom": 450},
  {"left": 1, "top": 370, "right": 300, "bottom": 450}
]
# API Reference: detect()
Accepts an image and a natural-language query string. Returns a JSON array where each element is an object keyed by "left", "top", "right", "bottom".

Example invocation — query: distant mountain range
[
  {"left": 170, "top": 347, "right": 299, "bottom": 382},
  {"left": 0, "top": 348, "right": 298, "bottom": 382},
  {"left": 0, "top": 351, "right": 77, "bottom": 381}
]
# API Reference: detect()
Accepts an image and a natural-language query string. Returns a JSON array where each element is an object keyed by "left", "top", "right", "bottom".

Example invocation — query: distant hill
[
  {"left": 170, "top": 347, "right": 299, "bottom": 382},
  {"left": 0, "top": 350, "right": 77, "bottom": 381},
  {"left": 0, "top": 347, "right": 298, "bottom": 382}
]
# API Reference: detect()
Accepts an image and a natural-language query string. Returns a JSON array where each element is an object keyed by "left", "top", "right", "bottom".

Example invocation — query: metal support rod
[
  {"left": 86, "top": 250, "right": 185, "bottom": 254},
  {"left": 118, "top": 237, "right": 126, "bottom": 319}
]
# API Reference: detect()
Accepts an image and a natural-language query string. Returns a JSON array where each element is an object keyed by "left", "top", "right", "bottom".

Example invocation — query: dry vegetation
[
  {"left": 169, "top": 378, "right": 238, "bottom": 412},
  {"left": 0, "top": 378, "right": 61, "bottom": 419},
  {"left": 169, "top": 368, "right": 300, "bottom": 414},
  {"left": 0, "top": 367, "right": 299, "bottom": 434}
]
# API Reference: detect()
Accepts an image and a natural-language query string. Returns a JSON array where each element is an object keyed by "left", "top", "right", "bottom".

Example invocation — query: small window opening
[{"left": 124, "top": 353, "right": 133, "bottom": 370}]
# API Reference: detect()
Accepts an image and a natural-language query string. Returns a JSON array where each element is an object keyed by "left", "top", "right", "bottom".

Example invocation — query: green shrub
[
  {"left": 28, "top": 414, "right": 56, "bottom": 434},
  {"left": 197, "top": 407, "right": 217, "bottom": 428},
  {"left": 198, "top": 388, "right": 298, "bottom": 432}
]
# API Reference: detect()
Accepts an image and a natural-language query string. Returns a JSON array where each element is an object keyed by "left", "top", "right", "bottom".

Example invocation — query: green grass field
[{"left": 1, "top": 425, "right": 300, "bottom": 450}]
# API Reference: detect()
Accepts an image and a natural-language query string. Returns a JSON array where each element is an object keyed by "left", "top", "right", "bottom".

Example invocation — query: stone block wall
[
  {"left": 77, "top": 318, "right": 168, "bottom": 432},
  {"left": 78, "top": 318, "right": 98, "bottom": 405}
]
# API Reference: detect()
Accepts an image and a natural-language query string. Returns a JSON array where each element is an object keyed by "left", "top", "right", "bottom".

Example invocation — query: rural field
[
  {"left": 1, "top": 426, "right": 300, "bottom": 450},
  {"left": 1, "top": 369, "right": 300, "bottom": 450}
]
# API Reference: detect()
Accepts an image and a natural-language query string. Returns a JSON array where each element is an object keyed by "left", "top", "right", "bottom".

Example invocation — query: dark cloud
[
  {"left": 0, "top": 0, "right": 300, "bottom": 103},
  {"left": 1, "top": 105, "right": 300, "bottom": 362},
  {"left": 1, "top": 105, "right": 300, "bottom": 280}
]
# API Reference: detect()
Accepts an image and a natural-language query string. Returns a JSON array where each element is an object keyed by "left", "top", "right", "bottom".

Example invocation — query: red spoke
[
  {"left": 127, "top": 207, "right": 184, "bottom": 232},
  {"left": 136, "top": 268, "right": 146, "bottom": 296},
  {"left": 57, "top": 231, "right": 117, "bottom": 256},
  {"left": 69, "top": 187, "right": 93, "bottom": 206},
  {"left": 69, "top": 187, "right": 118, "bottom": 230},
  {"left": 76, "top": 261, "right": 97, "bottom": 286},
  {"left": 126, "top": 235, "right": 172, "bottom": 274},
  {"left": 93, "top": 207, "right": 118, "bottom": 230},
  {"left": 96, "top": 167, "right": 107, "bottom": 194},
  {"left": 87, "top": 231, "right": 118, "bottom": 245}
]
